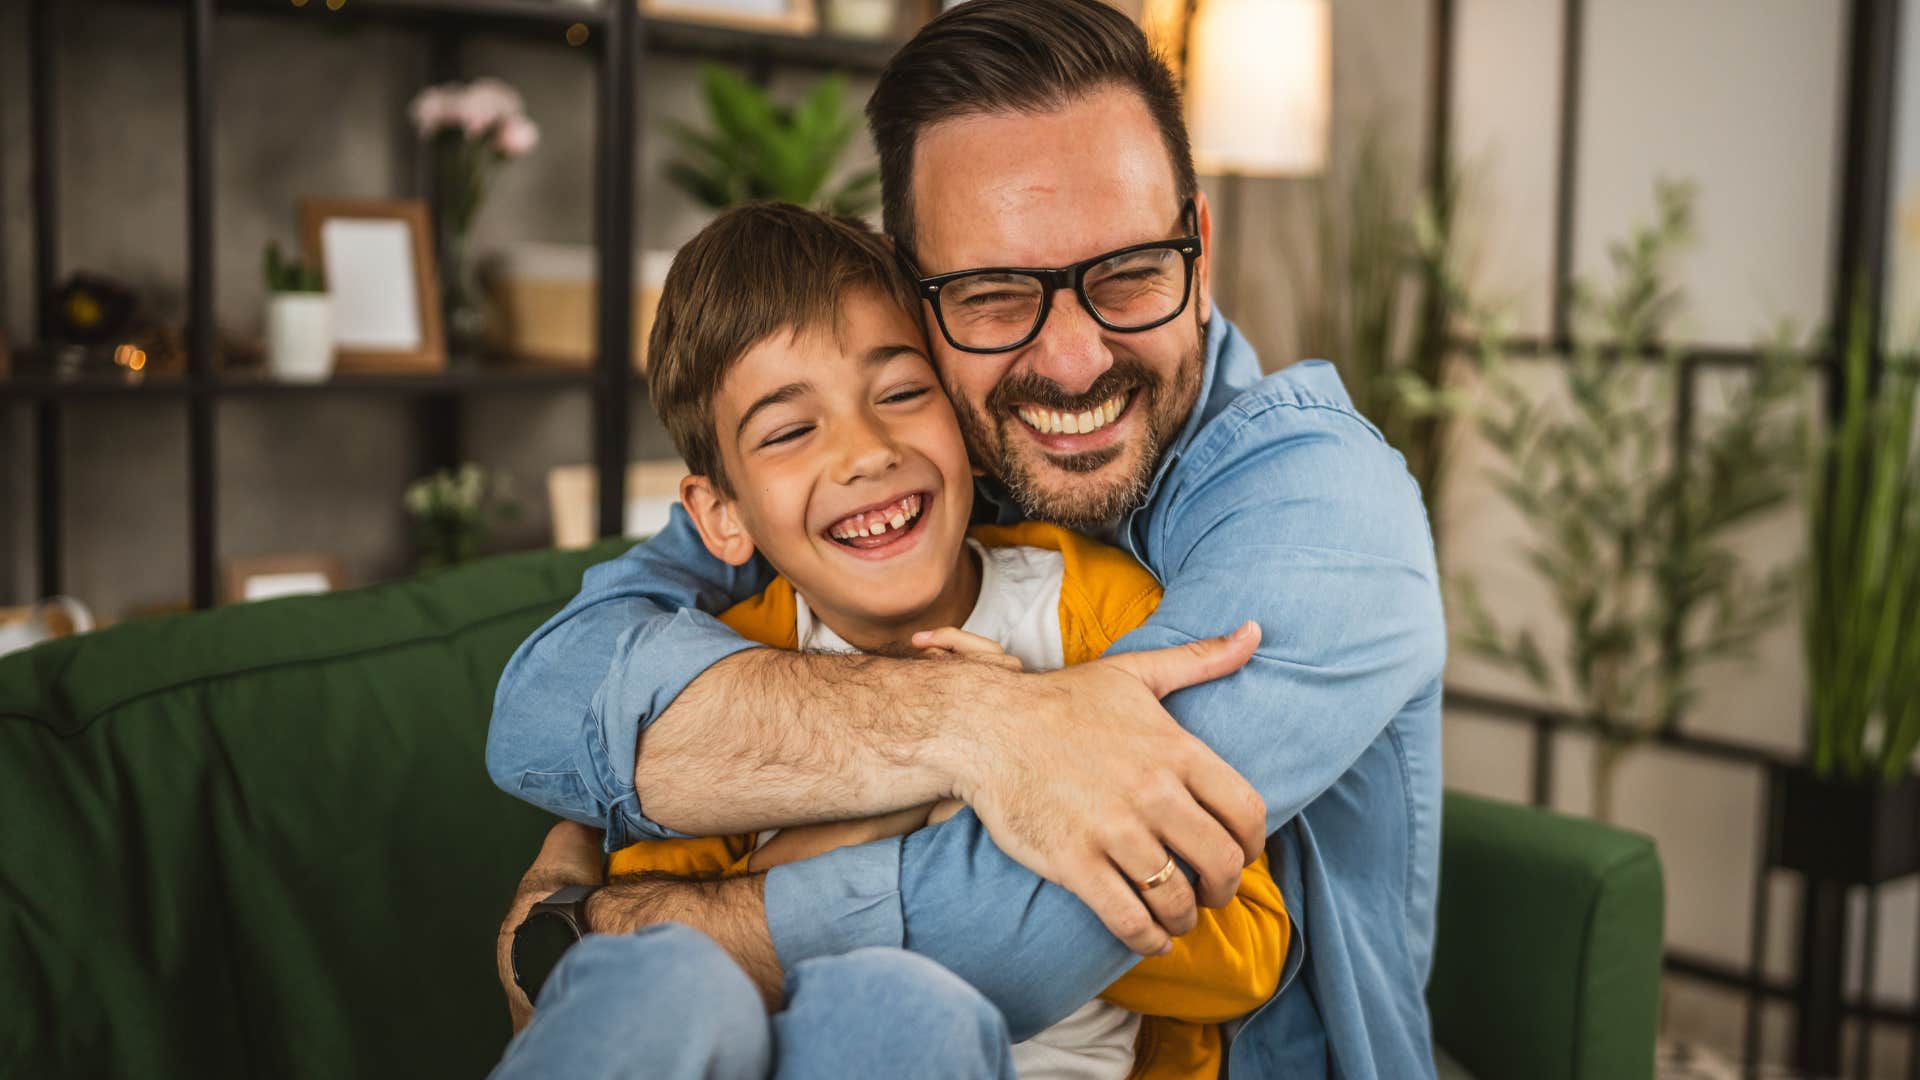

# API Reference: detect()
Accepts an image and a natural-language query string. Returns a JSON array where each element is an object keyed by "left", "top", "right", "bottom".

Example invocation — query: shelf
[
  {"left": 0, "top": 363, "right": 600, "bottom": 400},
  {"left": 646, "top": 19, "right": 900, "bottom": 74},
  {"left": 120, "top": 0, "right": 907, "bottom": 67}
]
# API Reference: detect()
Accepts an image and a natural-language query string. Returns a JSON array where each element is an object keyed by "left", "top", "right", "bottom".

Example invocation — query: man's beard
[{"left": 947, "top": 324, "right": 1204, "bottom": 529}]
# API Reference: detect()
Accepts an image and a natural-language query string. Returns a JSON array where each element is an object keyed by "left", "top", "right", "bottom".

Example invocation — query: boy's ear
[{"left": 680, "top": 474, "right": 757, "bottom": 566}]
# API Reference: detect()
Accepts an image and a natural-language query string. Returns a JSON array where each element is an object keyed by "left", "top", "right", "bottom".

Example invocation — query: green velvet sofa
[{"left": 0, "top": 542, "right": 1664, "bottom": 1078}]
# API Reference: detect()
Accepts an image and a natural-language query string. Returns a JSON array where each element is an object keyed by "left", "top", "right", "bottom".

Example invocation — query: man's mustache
[{"left": 984, "top": 357, "right": 1159, "bottom": 415}]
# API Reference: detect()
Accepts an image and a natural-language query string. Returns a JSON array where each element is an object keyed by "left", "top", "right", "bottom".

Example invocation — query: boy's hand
[
  {"left": 497, "top": 820, "right": 605, "bottom": 1033},
  {"left": 912, "top": 626, "right": 1024, "bottom": 671}
]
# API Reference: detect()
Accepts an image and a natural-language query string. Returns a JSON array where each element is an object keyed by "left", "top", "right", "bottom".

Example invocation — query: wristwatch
[{"left": 511, "top": 884, "right": 600, "bottom": 1003}]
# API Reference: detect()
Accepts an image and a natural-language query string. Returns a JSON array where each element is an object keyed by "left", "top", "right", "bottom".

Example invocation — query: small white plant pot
[{"left": 266, "top": 293, "right": 335, "bottom": 382}]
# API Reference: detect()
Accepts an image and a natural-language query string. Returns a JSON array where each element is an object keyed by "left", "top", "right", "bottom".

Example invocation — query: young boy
[{"left": 604, "top": 202, "right": 1286, "bottom": 1080}]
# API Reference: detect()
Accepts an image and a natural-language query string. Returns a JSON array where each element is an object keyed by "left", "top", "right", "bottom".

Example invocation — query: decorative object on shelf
[
  {"left": 405, "top": 463, "right": 521, "bottom": 571},
  {"left": 490, "top": 243, "right": 673, "bottom": 370},
  {"left": 547, "top": 461, "right": 688, "bottom": 549},
  {"left": 221, "top": 555, "right": 346, "bottom": 605},
  {"left": 642, "top": 0, "right": 817, "bottom": 34},
  {"left": 1450, "top": 182, "right": 1807, "bottom": 823},
  {"left": 824, "top": 0, "right": 894, "bottom": 39},
  {"left": 664, "top": 65, "right": 879, "bottom": 215},
  {"left": 44, "top": 272, "right": 139, "bottom": 346},
  {"left": 1802, "top": 306, "right": 1919, "bottom": 786},
  {"left": 410, "top": 77, "right": 541, "bottom": 363},
  {"left": 301, "top": 198, "right": 445, "bottom": 374},
  {"left": 1281, "top": 123, "right": 1467, "bottom": 535},
  {"left": 262, "top": 241, "right": 335, "bottom": 383},
  {"left": 0, "top": 596, "right": 95, "bottom": 660}
]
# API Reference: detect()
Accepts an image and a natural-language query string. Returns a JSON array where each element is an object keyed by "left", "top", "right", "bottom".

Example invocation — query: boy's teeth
[
  {"left": 829, "top": 494, "right": 924, "bottom": 542},
  {"left": 1017, "top": 392, "right": 1129, "bottom": 436}
]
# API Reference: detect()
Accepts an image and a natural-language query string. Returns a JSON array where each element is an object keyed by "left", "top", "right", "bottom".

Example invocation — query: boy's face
[{"left": 686, "top": 287, "right": 977, "bottom": 633}]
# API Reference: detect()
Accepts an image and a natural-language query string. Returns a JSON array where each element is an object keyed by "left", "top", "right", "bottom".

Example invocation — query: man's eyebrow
[{"left": 736, "top": 382, "right": 810, "bottom": 439}]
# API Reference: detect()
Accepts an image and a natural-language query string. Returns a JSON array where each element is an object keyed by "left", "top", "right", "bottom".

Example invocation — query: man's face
[{"left": 909, "top": 84, "right": 1214, "bottom": 528}]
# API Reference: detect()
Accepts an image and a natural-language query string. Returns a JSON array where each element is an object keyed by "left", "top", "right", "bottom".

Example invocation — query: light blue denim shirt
[{"left": 488, "top": 315, "right": 1446, "bottom": 1079}]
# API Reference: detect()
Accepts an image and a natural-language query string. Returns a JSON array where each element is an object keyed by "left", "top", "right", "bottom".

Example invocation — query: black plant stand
[{"left": 1745, "top": 762, "right": 1920, "bottom": 1079}]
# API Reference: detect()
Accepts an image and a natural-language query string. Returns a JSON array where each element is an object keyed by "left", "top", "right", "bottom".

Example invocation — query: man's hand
[
  {"left": 945, "top": 621, "right": 1267, "bottom": 957},
  {"left": 497, "top": 820, "right": 606, "bottom": 1033}
]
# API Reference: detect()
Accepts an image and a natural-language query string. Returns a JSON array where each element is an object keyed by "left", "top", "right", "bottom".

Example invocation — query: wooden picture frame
[
  {"left": 547, "top": 461, "right": 690, "bottom": 549},
  {"left": 640, "top": 0, "right": 818, "bottom": 35},
  {"left": 223, "top": 554, "right": 348, "bottom": 605},
  {"left": 300, "top": 197, "right": 445, "bottom": 374}
]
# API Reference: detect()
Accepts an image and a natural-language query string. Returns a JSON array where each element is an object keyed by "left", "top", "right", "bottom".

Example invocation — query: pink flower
[
  {"left": 494, "top": 115, "right": 541, "bottom": 157},
  {"left": 455, "top": 77, "right": 528, "bottom": 139},
  {"left": 409, "top": 86, "right": 458, "bottom": 138}
]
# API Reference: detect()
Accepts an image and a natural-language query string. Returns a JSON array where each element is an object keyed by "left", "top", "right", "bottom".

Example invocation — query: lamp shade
[{"left": 1185, "top": 0, "right": 1331, "bottom": 177}]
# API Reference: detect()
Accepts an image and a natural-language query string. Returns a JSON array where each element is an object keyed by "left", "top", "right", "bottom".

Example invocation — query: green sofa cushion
[
  {"left": 1427, "top": 792, "right": 1665, "bottom": 1080},
  {"left": 0, "top": 541, "right": 630, "bottom": 1078}
]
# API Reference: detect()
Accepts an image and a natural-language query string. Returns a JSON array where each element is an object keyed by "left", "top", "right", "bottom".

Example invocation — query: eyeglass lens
[{"left": 938, "top": 245, "right": 1188, "bottom": 351}]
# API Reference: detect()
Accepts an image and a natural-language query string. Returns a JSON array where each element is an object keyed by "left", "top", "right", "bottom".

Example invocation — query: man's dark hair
[
  {"left": 644, "top": 201, "right": 920, "bottom": 496},
  {"left": 866, "top": 0, "right": 1197, "bottom": 255}
]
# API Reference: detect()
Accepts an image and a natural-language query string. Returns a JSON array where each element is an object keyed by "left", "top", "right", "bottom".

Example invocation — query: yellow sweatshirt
[{"left": 607, "top": 521, "right": 1289, "bottom": 1080}]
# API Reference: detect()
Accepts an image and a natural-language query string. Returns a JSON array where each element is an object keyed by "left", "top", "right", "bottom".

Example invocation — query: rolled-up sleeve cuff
[
  {"left": 765, "top": 837, "right": 905, "bottom": 969},
  {"left": 581, "top": 608, "right": 763, "bottom": 849}
]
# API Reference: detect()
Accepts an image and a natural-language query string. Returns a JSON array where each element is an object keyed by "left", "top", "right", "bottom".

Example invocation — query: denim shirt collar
[{"left": 974, "top": 313, "right": 1262, "bottom": 532}]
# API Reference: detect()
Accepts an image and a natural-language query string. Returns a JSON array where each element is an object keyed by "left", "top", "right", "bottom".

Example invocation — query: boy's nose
[
  {"left": 830, "top": 415, "right": 903, "bottom": 485},
  {"left": 1025, "top": 288, "right": 1115, "bottom": 397}
]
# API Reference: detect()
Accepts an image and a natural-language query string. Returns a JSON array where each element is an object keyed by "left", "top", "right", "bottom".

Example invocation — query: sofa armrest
[{"left": 1428, "top": 791, "right": 1665, "bottom": 1080}]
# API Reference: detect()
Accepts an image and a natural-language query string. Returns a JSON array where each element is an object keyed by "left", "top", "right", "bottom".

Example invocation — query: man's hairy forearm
[
  {"left": 586, "top": 872, "right": 784, "bottom": 1008},
  {"left": 634, "top": 647, "right": 1016, "bottom": 836}
]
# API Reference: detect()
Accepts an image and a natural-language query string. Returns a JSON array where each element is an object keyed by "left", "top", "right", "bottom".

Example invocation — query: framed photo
[
  {"left": 300, "top": 198, "right": 445, "bottom": 374},
  {"left": 223, "top": 554, "right": 347, "bottom": 605},
  {"left": 547, "top": 461, "right": 690, "bottom": 549},
  {"left": 640, "top": 0, "right": 817, "bottom": 34}
]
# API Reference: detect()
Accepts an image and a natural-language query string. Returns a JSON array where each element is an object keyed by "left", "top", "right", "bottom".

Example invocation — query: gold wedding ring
[{"left": 1136, "top": 855, "right": 1178, "bottom": 892}]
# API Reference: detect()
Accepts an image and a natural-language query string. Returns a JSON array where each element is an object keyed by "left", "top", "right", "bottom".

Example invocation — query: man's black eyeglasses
[{"left": 901, "top": 200, "right": 1201, "bottom": 355}]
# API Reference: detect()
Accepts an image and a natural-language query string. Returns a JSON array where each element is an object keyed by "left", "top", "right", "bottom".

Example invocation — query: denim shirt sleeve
[
  {"left": 486, "top": 504, "right": 774, "bottom": 849},
  {"left": 764, "top": 394, "right": 1445, "bottom": 1039}
]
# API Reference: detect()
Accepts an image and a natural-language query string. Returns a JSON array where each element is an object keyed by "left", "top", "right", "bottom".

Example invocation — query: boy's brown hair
[{"left": 645, "top": 202, "right": 921, "bottom": 496}]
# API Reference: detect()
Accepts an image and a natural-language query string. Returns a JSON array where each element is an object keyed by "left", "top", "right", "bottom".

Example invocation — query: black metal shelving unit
[
  {"left": 6, "top": 0, "right": 902, "bottom": 610},
  {"left": 1426, "top": 1, "right": 1918, "bottom": 1077}
]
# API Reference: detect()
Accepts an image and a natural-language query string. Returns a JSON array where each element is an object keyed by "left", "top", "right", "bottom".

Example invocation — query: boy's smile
[{"left": 684, "top": 288, "right": 980, "bottom": 652}]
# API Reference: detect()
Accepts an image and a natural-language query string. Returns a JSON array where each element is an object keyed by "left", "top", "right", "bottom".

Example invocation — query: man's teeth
[
  {"left": 1016, "top": 392, "right": 1127, "bottom": 436},
  {"left": 828, "top": 493, "right": 923, "bottom": 541}
]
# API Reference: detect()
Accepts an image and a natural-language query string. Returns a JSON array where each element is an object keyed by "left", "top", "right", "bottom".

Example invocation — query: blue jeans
[{"left": 491, "top": 924, "right": 1017, "bottom": 1079}]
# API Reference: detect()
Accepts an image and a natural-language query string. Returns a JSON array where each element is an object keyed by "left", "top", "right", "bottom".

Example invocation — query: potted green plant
[
  {"left": 1774, "top": 306, "right": 1920, "bottom": 885},
  {"left": 404, "top": 463, "right": 520, "bottom": 572},
  {"left": 663, "top": 65, "right": 879, "bottom": 215},
  {"left": 1451, "top": 182, "right": 1807, "bottom": 821},
  {"left": 263, "top": 241, "right": 332, "bottom": 383}
]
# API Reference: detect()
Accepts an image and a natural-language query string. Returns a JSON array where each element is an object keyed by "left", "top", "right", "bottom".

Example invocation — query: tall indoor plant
[
  {"left": 1804, "top": 312, "right": 1920, "bottom": 785},
  {"left": 1451, "top": 182, "right": 1807, "bottom": 821},
  {"left": 1283, "top": 127, "right": 1468, "bottom": 530}
]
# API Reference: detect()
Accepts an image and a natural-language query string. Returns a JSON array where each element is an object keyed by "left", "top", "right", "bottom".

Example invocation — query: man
[{"left": 488, "top": 1, "right": 1446, "bottom": 1076}]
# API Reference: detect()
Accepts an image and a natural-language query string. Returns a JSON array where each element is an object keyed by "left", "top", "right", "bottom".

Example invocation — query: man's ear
[
  {"left": 679, "top": 474, "right": 757, "bottom": 567},
  {"left": 1192, "top": 188, "right": 1214, "bottom": 324}
]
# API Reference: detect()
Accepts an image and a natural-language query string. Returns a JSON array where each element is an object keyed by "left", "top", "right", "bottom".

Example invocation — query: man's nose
[
  {"left": 830, "top": 413, "right": 903, "bottom": 485},
  {"left": 1026, "top": 288, "right": 1114, "bottom": 397}
]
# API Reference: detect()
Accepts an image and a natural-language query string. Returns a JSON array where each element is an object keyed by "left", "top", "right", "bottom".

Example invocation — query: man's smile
[{"left": 1012, "top": 388, "right": 1138, "bottom": 454}]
